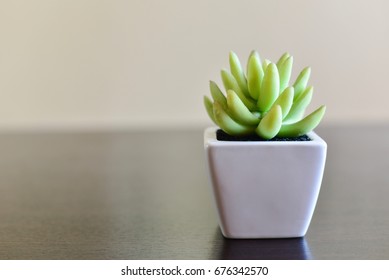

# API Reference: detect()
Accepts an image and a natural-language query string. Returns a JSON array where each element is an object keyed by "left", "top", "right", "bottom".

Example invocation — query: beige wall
[{"left": 1, "top": 0, "right": 388, "bottom": 129}]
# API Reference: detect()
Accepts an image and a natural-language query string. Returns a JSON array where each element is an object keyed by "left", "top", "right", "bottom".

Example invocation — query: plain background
[{"left": 1, "top": 0, "right": 388, "bottom": 130}]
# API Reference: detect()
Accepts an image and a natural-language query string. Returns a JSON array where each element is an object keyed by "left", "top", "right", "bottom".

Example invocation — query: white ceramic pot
[{"left": 204, "top": 127, "right": 327, "bottom": 238}]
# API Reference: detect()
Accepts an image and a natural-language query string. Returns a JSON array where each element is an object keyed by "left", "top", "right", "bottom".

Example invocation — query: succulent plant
[{"left": 204, "top": 51, "right": 326, "bottom": 140}]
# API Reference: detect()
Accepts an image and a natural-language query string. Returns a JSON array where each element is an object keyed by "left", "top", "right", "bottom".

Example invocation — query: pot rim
[{"left": 204, "top": 127, "right": 326, "bottom": 147}]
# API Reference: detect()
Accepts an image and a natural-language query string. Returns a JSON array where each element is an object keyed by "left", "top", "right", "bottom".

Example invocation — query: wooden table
[{"left": 0, "top": 125, "right": 388, "bottom": 259}]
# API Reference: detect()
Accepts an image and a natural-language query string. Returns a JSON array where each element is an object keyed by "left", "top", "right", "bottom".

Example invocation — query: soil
[{"left": 216, "top": 129, "right": 311, "bottom": 142}]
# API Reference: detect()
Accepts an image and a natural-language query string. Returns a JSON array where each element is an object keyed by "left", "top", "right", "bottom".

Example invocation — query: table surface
[{"left": 0, "top": 124, "right": 388, "bottom": 260}]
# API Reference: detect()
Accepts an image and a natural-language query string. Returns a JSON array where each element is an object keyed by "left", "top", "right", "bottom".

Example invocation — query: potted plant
[{"left": 204, "top": 51, "right": 327, "bottom": 238}]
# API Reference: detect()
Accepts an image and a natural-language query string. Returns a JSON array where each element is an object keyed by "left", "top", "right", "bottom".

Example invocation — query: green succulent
[{"left": 204, "top": 51, "right": 326, "bottom": 139}]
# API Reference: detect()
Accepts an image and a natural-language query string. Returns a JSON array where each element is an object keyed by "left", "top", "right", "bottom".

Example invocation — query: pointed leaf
[
  {"left": 284, "top": 86, "right": 313, "bottom": 123},
  {"left": 227, "top": 90, "right": 260, "bottom": 126},
  {"left": 255, "top": 105, "right": 282, "bottom": 139},
  {"left": 276, "top": 52, "right": 290, "bottom": 68},
  {"left": 209, "top": 81, "right": 228, "bottom": 111},
  {"left": 258, "top": 63, "right": 280, "bottom": 112},
  {"left": 262, "top": 59, "right": 271, "bottom": 72},
  {"left": 270, "top": 87, "right": 294, "bottom": 119},
  {"left": 278, "top": 105, "right": 326, "bottom": 137},
  {"left": 213, "top": 101, "right": 255, "bottom": 136},
  {"left": 203, "top": 96, "right": 217, "bottom": 124},
  {"left": 221, "top": 69, "right": 257, "bottom": 111},
  {"left": 293, "top": 67, "right": 311, "bottom": 100},
  {"left": 229, "top": 51, "right": 249, "bottom": 98},
  {"left": 278, "top": 56, "right": 293, "bottom": 93},
  {"left": 247, "top": 50, "right": 264, "bottom": 100}
]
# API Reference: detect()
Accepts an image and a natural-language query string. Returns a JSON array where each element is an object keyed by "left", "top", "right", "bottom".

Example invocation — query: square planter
[{"left": 204, "top": 127, "right": 327, "bottom": 238}]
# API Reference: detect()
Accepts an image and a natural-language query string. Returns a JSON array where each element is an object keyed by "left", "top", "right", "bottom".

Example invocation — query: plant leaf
[
  {"left": 229, "top": 51, "right": 249, "bottom": 98},
  {"left": 270, "top": 86, "right": 294, "bottom": 119},
  {"left": 255, "top": 105, "right": 282, "bottom": 139},
  {"left": 293, "top": 66, "right": 311, "bottom": 100},
  {"left": 213, "top": 101, "right": 255, "bottom": 136},
  {"left": 258, "top": 63, "right": 280, "bottom": 112},
  {"left": 262, "top": 59, "right": 271, "bottom": 73},
  {"left": 209, "top": 81, "right": 228, "bottom": 111},
  {"left": 247, "top": 50, "right": 263, "bottom": 100},
  {"left": 276, "top": 52, "right": 290, "bottom": 67},
  {"left": 203, "top": 96, "right": 217, "bottom": 124},
  {"left": 226, "top": 90, "right": 260, "bottom": 126},
  {"left": 278, "top": 56, "right": 293, "bottom": 93},
  {"left": 221, "top": 69, "right": 257, "bottom": 111},
  {"left": 284, "top": 86, "right": 313, "bottom": 123},
  {"left": 278, "top": 105, "right": 326, "bottom": 137}
]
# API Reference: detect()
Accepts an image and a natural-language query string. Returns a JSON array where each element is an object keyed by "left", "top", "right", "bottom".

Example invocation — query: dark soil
[{"left": 216, "top": 129, "right": 311, "bottom": 142}]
